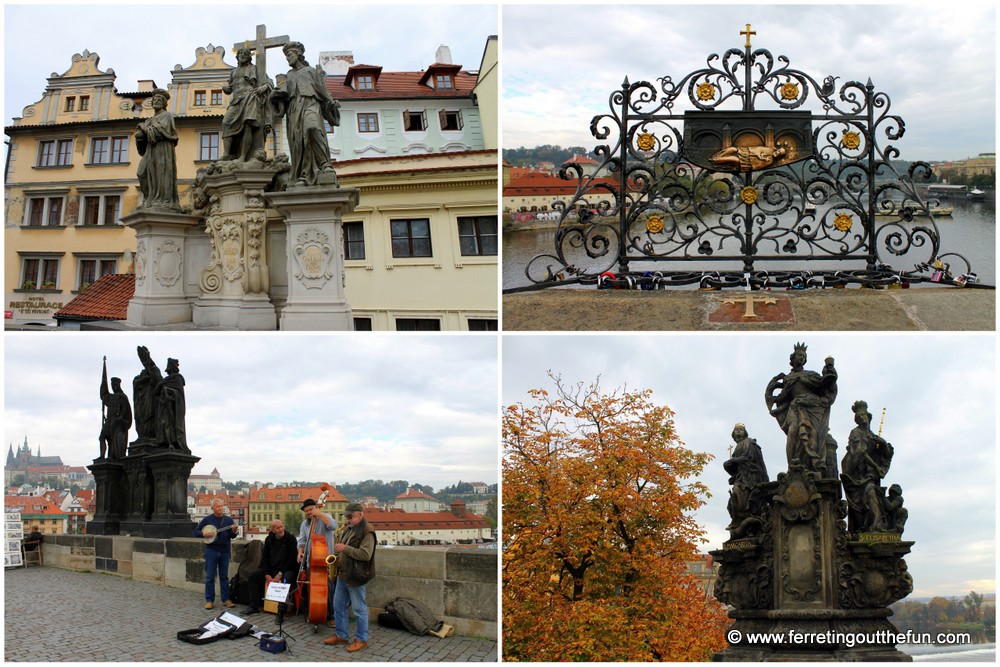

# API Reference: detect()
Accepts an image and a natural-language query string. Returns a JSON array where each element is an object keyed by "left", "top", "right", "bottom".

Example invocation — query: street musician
[
  {"left": 194, "top": 498, "right": 238, "bottom": 610},
  {"left": 296, "top": 497, "right": 338, "bottom": 624}
]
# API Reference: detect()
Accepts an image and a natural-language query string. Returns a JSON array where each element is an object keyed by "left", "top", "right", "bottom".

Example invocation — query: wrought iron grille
[{"left": 515, "top": 29, "right": 977, "bottom": 291}]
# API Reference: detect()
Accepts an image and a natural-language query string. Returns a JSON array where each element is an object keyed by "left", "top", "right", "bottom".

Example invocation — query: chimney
[
  {"left": 449, "top": 500, "right": 466, "bottom": 518},
  {"left": 319, "top": 51, "right": 355, "bottom": 75},
  {"left": 435, "top": 44, "right": 452, "bottom": 65}
]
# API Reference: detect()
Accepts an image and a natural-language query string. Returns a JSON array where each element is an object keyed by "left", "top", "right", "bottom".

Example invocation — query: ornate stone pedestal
[
  {"left": 192, "top": 169, "right": 278, "bottom": 330},
  {"left": 266, "top": 186, "right": 360, "bottom": 331},
  {"left": 86, "top": 460, "right": 126, "bottom": 535},
  {"left": 124, "top": 209, "right": 202, "bottom": 326},
  {"left": 142, "top": 450, "right": 199, "bottom": 538},
  {"left": 712, "top": 465, "right": 914, "bottom": 661}
]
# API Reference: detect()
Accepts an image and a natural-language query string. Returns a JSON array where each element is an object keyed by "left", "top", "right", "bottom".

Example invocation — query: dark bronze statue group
[
  {"left": 99, "top": 346, "right": 187, "bottom": 459},
  {"left": 713, "top": 343, "right": 914, "bottom": 661},
  {"left": 136, "top": 37, "right": 339, "bottom": 212}
]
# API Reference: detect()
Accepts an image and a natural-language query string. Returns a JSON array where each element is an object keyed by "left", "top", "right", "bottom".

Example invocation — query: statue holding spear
[{"left": 99, "top": 356, "right": 133, "bottom": 460}]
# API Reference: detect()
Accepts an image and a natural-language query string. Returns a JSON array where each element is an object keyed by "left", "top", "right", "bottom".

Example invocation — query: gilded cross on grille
[{"left": 741, "top": 23, "right": 756, "bottom": 48}]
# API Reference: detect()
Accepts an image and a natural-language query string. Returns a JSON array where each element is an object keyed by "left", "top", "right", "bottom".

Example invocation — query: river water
[
  {"left": 503, "top": 198, "right": 995, "bottom": 290},
  {"left": 907, "top": 642, "right": 996, "bottom": 662}
]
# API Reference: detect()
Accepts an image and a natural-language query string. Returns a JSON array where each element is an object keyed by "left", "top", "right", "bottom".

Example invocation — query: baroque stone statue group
[
  {"left": 87, "top": 347, "right": 199, "bottom": 538},
  {"left": 135, "top": 36, "right": 339, "bottom": 213},
  {"left": 712, "top": 343, "right": 914, "bottom": 661}
]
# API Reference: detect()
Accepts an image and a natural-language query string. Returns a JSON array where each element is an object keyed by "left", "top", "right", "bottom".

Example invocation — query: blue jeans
[
  {"left": 204, "top": 548, "right": 230, "bottom": 603},
  {"left": 333, "top": 580, "right": 368, "bottom": 642}
]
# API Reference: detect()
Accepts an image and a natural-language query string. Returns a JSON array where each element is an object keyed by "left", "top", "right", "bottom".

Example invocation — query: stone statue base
[
  {"left": 124, "top": 209, "right": 202, "bottom": 326},
  {"left": 86, "top": 459, "right": 126, "bottom": 535},
  {"left": 712, "top": 463, "right": 914, "bottom": 661},
  {"left": 265, "top": 185, "right": 360, "bottom": 331},
  {"left": 191, "top": 168, "right": 279, "bottom": 330}
]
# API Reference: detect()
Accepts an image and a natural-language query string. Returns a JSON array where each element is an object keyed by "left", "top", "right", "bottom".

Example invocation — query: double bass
[{"left": 296, "top": 483, "right": 332, "bottom": 626}]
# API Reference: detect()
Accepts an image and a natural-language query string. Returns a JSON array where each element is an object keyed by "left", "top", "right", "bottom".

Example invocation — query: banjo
[{"left": 202, "top": 523, "right": 238, "bottom": 544}]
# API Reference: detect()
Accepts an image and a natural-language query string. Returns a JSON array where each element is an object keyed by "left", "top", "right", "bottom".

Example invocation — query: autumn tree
[{"left": 502, "top": 375, "right": 728, "bottom": 661}]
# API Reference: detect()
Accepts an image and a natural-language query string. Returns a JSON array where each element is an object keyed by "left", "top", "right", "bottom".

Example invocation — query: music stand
[{"left": 265, "top": 580, "right": 297, "bottom": 652}]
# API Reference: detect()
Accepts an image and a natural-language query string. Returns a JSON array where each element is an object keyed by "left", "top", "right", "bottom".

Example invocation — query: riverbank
[{"left": 502, "top": 286, "right": 995, "bottom": 331}]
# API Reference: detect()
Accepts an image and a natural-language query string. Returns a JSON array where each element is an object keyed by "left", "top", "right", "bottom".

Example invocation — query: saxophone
[{"left": 326, "top": 523, "right": 345, "bottom": 580}]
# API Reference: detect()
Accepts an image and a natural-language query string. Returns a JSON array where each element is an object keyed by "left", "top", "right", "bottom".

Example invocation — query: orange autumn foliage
[{"left": 502, "top": 375, "right": 728, "bottom": 661}]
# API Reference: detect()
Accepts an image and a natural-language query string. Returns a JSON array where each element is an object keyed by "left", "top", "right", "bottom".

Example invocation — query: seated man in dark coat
[
  {"left": 246, "top": 519, "right": 299, "bottom": 614},
  {"left": 24, "top": 526, "right": 43, "bottom": 551}
]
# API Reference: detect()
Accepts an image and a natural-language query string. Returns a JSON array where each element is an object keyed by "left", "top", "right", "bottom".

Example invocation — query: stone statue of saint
[
  {"left": 222, "top": 47, "right": 274, "bottom": 162},
  {"left": 136, "top": 88, "right": 181, "bottom": 211},
  {"left": 765, "top": 343, "right": 838, "bottom": 474},
  {"left": 270, "top": 41, "right": 340, "bottom": 187},
  {"left": 841, "top": 400, "right": 893, "bottom": 534},
  {"left": 724, "top": 424, "right": 770, "bottom": 539},
  {"left": 154, "top": 358, "right": 189, "bottom": 453},
  {"left": 133, "top": 346, "right": 163, "bottom": 440},
  {"left": 886, "top": 484, "right": 908, "bottom": 534},
  {"left": 99, "top": 357, "right": 133, "bottom": 460}
]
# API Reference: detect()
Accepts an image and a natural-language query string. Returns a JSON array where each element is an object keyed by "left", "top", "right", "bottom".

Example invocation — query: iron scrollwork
[{"left": 517, "top": 31, "right": 974, "bottom": 290}]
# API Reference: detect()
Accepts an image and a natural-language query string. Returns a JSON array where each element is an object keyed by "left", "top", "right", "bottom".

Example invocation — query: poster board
[{"left": 4, "top": 508, "right": 23, "bottom": 567}]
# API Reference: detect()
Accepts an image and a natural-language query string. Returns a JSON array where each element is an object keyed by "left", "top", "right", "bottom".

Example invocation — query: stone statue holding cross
[{"left": 221, "top": 47, "right": 274, "bottom": 162}]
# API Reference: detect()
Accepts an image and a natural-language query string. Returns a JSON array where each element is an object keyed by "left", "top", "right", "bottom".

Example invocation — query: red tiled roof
[
  {"left": 54, "top": 273, "right": 135, "bottom": 322},
  {"left": 250, "top": 485, "right": 347, "bottom": 504},
  {"left": 4, "top": 495, "right": 66, "bottom": 516},
  {"left": 503, "top": 172, "right": 625, "bottom": 197},
  {"left": 396, "top": 488, "right": 437, "bottom": 501},
  {"left": 328, "top": 70, "right": 476, "bottom": 100}
]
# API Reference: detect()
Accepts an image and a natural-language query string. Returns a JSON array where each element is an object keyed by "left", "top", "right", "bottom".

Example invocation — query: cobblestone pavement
[{"left": 4, "top": 568, "right": 497, "bottom": 662}]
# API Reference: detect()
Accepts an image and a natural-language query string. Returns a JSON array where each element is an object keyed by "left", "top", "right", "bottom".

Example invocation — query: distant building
[
  {"left": 189, "top": 467, "right": 224, "bottom": 492},
  {"left": 4, "top": 495, "right": 68, "bottom": 534},
  {"left": 365, "top": 500, "right": 491, "bottom": 545},
  {"left": 4, "top": 437, "right": 90, "bottom": 487},
  {"left": 248, "top": 484, "right": 348, "bottom": 534},
  {"left": 687, "top": 553, "right": 719, "bottom": 601},
  {"left": 502, "top": 172, "right": 621, "bottom": 213},
  {"left": 933, "top": 153, "right": 996, "bottom": 181},
  {"left": 394, "top": 487, "right": 443, "bottom": 512}
]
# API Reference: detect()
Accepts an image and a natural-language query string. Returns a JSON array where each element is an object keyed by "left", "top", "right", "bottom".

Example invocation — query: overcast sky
[
  {"left": 5, "top": 334, "right": 499, "bottom": 490},
  {"left": 4, "top": 3, "right": 497, "bottom": 125},
  {"left": 503, "top": 4, "right": 996, "bottom": 162},
  {"left": 502, "top": 334, "right": 995, "bottom": 598}
]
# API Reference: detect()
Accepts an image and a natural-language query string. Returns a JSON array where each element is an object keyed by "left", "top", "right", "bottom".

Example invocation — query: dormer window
[
  {"left": 435, "top": 74, "right": 453, "bottom": 90},
  {"left": 355, "top": 75, "right": 374, "bottom": 91}
]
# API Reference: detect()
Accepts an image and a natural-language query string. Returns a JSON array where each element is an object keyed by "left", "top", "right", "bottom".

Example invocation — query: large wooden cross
[{"left": 234, "top": 24, "right": 290, "bottom": 82}]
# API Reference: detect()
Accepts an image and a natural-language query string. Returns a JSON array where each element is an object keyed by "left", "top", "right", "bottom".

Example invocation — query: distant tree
[
  {"left": 70, "top": 484, "right": 80, "bottom": 497},
  {"left": 503, "top": 374, "right": 727, "bottom": 661},
  {"left": 284, "top": 508, "right": 304, "bottom": 535},
  {"left": 964, "top": 591, "right": 985, "bottom": 623},
  {"left": 484, "top": 497, "right": 498, "bottom": 530},
  {"left": 12, "top": 474, "right": 25, "bottom": 486}
]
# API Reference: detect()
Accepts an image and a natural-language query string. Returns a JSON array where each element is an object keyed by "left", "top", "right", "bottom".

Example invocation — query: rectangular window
[
  {"left": 458, "top": 216, "right": 498, "bottom": 256},
  {"left": 90, "top": 137, "right": 108, "bottom": 164},
  {"left": 194, "top": 90, "right": 206, "bottom": 106},
  {"left": 79, "top": 96, "right": 90, "bottom": 111},
  {"left": 79, "top": 194, "right": 122, "bottom": 226},
  {"left": 110, "top": 136, "right": 128, "bottom": 163},
  {"left": 390, "top": 219, "right": 432, "bottom": 258},
  {"left": 435, "top": 74, "right": 453, "bottom": 90},
  {"left": 357, "top": 113, "right": 379, "bottom": 133},
  {"left": 25, "top": 196, "right": 64, "bottom": 227},
  {"left": 468, "top": 319, "right": 498, "bottom": 331},
  {"left": 439, "top": 109, "right": 462, "bottom": 131},
  {"left": 355, "top": 75, "right": 374, "bottom": 91},
  {"left": 21, "top": 257, "right": 61, "bottom": 289},
  {"left": 65, "top": 97, "right": 75, "bottom": 112},
  {"left": 395, "top": 318, "right": 441, "bottom": 331},
  {"left": 343, "top": 222, "right": 365, "bottom": 260},
  {"left": 403, "top": 110, "right": 427, "bottom": 132},
  {"left": 353, "top": 318, "right": 373, "bottom": 331},
  {"left": 37, "top": 141, "right": 54, "bottom": 167},
  {"left": 57, "top": 140, "right": 72, "bottom": 166},
  {"left": 211, "top": 90, "right": 223, "bottom": 105},
  {"left": 199, "top": 132, "right": 219, "bottom": 161},
  {"left": 78, "top": 258, "right": 118, "bottom": 290}
]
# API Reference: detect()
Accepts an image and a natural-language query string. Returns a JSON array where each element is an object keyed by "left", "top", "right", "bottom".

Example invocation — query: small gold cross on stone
[
  {"left": 721, "top": 292, "right": 776, "bottom": 319},
  {"left": 741, "top": 23, "right": 756, "bottom": 48}
]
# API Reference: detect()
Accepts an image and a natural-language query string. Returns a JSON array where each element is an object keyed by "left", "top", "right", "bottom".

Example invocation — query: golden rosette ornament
[
  {"left": 834, "top": 213, "right": 853, "bottom": 231},
  {"left": 780, "top": 82, "right": 799, "bottom": 100},
  {"left": 645, "top": 215, "right": 665, "bottom": 234},
  {"left": 636, "top": 132, "right": 656, "bottom": 152},
  {"left": 740, "top": 186, "right": 759, "bottom": 205},
  {"left": 696, "top": 82, "right": 715, "bottom": 101},
  {"left": 842, "top": 131, "right": 861, "bottom": 150}
]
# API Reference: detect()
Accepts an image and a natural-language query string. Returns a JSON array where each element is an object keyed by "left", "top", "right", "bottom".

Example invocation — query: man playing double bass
[{"left": 297, "top": 498, "right": 337, "bottom": 624}]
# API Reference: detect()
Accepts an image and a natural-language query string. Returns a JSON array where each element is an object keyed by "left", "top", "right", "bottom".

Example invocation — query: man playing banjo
[{"left": 195, "top": 498, "right": 238, "bottom": 609}]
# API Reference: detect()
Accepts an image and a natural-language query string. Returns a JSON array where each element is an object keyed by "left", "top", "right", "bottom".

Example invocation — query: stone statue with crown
[{"left": 711, "top": 343, "right": 913, "bottom": 661}]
